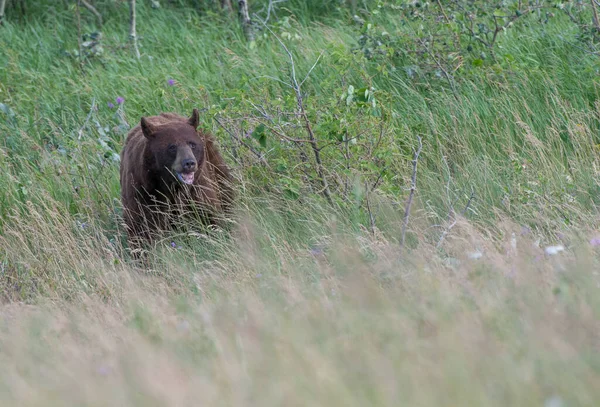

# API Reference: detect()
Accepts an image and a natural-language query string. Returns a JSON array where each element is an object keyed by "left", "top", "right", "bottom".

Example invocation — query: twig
[
  {"left": 129, "top": 0, "right": 140, "bottom": 59},
  {"left": 488, "top": 7, "right": 541, "bottom": 57},
  {"left": 260, "top": 20, "right": 333, "bottom": 206},
  {"left": 81, "top": 0, "right": 103, "bottom": 26},
  {"left": 248, "top": 101, "right": 313, "bottom": 143},
  {"left": 213, "top": 116, "right": 268, "bottom": 165},
  {"left": 0, "top": 0, "right": 7, "bottom": 25},
  {"left": 424, "top": 36, "right": 459, "bottom": 100},
  {"left": 255, "top": 0, "right": 287, "bottom": 24},
  {"left": 436, "top": 188, "right": 475, "bottom": 250},
  {"left": 78, "top": 97, "right": 96, "bottom": 140},
  {"left": 401, "top": 136, "right": 423, "bottom": 247},
  {"left": 300, "top": 51, "right": 324, "bottom": 87},
  {"left": 436, "top": 0, "right": 460, "bottom": 49}
]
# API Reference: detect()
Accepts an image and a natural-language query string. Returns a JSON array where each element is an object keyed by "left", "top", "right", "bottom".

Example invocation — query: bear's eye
[
  {"left": 189, "top": 142, "right": 197, "bottom": 150},
  {"left": 168, "top": 144, "right": 177, "bottom": 154}
]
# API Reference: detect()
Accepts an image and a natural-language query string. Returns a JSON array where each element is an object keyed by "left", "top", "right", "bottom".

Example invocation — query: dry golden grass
[{"left": 0, "top": 200, "right": 598, "bottom": 406}]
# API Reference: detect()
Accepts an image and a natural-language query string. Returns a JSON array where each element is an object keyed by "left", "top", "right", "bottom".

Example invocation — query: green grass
[{"left": 0, "top": 2, "right": 599, "bottom": 405}]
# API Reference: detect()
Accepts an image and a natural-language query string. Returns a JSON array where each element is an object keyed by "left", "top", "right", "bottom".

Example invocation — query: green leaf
[
  {"left": 356, "top": 87, "right": 369, "bottom": 103},
  {"left": 251, "top": 124, "right": 267, "bottom": 148}
]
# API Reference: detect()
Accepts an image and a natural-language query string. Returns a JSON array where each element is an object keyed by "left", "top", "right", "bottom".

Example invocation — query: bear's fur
[{"left": 119, "top": 109, "right": 233, "bottom": 251}]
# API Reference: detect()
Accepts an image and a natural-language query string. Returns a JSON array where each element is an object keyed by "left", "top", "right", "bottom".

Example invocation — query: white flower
[
  {"left": 544, "top": 245, "right": 565, "bottom": 255},
  {"left": 468, "top": 251, "right": 483, "bottom": 260}
]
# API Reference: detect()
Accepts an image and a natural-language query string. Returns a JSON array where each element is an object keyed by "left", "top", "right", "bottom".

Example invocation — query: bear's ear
[
  {"left": 188, "top": 108, "right": 199, "bottom": 129},
  {"left": 140, "top": 117, "right": 156, "bottom": 140}
]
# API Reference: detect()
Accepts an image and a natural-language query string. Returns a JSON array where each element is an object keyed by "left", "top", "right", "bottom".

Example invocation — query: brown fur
[{"left": 120, "top": 109, "right": 234, "bottom": 252}]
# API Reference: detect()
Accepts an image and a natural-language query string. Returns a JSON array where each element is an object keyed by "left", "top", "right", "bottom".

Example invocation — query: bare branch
[
  {"left": 260, "top": 20, "right": 333, "bottom": 205},
  {"left": 0, "top": 0, "right": 7, "bottom": 25},
  {"left": 300, "top": 51, "right": 324, "bottom": 87},
  {"left": 213, "top": 116, "right": 268, "bottom": 165},
  {"left": 129, "top": 0, "right": 140, "bottom": 59},
  {"left": 423, "top": 36, "right": 459, "bottom": 100},
  {"left": 401, "top": 136, "right": 423, "bottom": 248},
  {"left": 436, "top": 188, "right": 475, "bottom": 250},
  {"left": 81, "top": 0, "right": 103, "bottom": 26}
]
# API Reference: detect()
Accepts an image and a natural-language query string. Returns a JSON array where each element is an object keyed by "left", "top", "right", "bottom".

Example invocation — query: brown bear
[{"left": 119, "top": 108, "right": 233, "bottom": 252}]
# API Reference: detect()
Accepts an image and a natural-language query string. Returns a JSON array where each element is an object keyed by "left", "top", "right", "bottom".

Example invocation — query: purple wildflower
[
  {"left": 96, "top": 365, "right": 112, "bottom": 376},
  {"left": 167, "top": 79, "right": 175, "bottom": 86},
  {"left": 590, "top": 236, "right": 600, "bottom": 247},
  {"left": 107, "top": 102, "right": 115, "bottom": 109},
  {"left": 309, "top": 245, "right": 324, "bottom": 256},
  {"left": 116, "top": 97, "right": 124, "bottom": 105},
  {"left": 171, "top": 241, "right": 177, "bottom": 248}
]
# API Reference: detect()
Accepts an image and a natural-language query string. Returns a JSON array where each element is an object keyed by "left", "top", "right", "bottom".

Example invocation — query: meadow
[{"left": 0, "top": 1, "right": 599, "bottom": 405}]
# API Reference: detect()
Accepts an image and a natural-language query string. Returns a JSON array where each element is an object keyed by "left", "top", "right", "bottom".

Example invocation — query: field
[{"left": 0, "top": 1, "right": 599, "bottom": 405}]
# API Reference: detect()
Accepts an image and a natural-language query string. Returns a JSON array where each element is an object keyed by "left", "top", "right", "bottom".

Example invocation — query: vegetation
[{"left": 0, "top": 1, "right": 599, "bottom": 405}]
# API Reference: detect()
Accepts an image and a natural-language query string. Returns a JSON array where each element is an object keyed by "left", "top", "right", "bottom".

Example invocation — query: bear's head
[{"left": 140, "top": 109, "right": 204, "bottom": 186}]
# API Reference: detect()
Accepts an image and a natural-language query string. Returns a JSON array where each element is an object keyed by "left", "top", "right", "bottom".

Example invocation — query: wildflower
[
  {"left": 96, "top": 365, "right": 112, "bottom": 376},
  {"left": 107, "top": 102, "right": 115, "bottom": 109},
  {"left": 468, "top": 250, "right": 483, "bottom": 260},
  {"left": 167, "top": 79, "right": 175, "bottom": 86},
  {"left": 590, "top": 236, "right": 600, "bottom": 247},
  {"left": 544, "top": 245, "right": 565, "bottom": 255},
  {"left": 116, "top": 97, "right": 124, "bottom": 105},
  {"left": 170, "top": 241, "right": 177, "bottom": 248}
]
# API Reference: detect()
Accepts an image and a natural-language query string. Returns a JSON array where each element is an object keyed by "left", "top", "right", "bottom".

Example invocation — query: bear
[{"left": 119, "top": 108, "right": 234, "bottom": 253}]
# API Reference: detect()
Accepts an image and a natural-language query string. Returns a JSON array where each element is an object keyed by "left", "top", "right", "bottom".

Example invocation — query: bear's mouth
[{"left": 176, "top": 172, "right": 195, "bottom": 185}]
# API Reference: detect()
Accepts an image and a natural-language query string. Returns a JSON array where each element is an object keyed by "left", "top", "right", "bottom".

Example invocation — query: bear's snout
[{"left": 182, "top": 158, "right": 196, "bottom": 173}]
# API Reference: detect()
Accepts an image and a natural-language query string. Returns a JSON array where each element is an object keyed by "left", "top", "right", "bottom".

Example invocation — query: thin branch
[
  {"left": 213, "top": 116, "right": 268, "bottom": 165},
  {"left": 300, "top": 51, "right": 324, "bottom": 87},
  {"left": 260, "top": 20, "right": 333, "bottom": 205},
  {"left": 0, "top": 0, "right": 7, "bottom": 25},
  {"left": 436, "top": 188, "right": 475, "bottom": 250},
  {"left": 129, "top": 0, "right": 140, "bottom": 59},
  {"left": 424, "top": 36, "right": 459, "bottom": 100},
  {"left": 436, "top": 0, "right": 460, "bottom": 49},
  {"left": 401, "top": 136, "right": 423, "bottom": 247},
  {"left": 81, "top": 0, "right": 103, "bottom": 26}
]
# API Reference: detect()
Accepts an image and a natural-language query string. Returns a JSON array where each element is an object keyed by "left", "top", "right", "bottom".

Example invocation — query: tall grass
[
  {"left": 0, "top": 2, "right": 599, "bottom": 405},
  {"left": 0, "top": 198, "right": 599, "bottom": 405}
]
